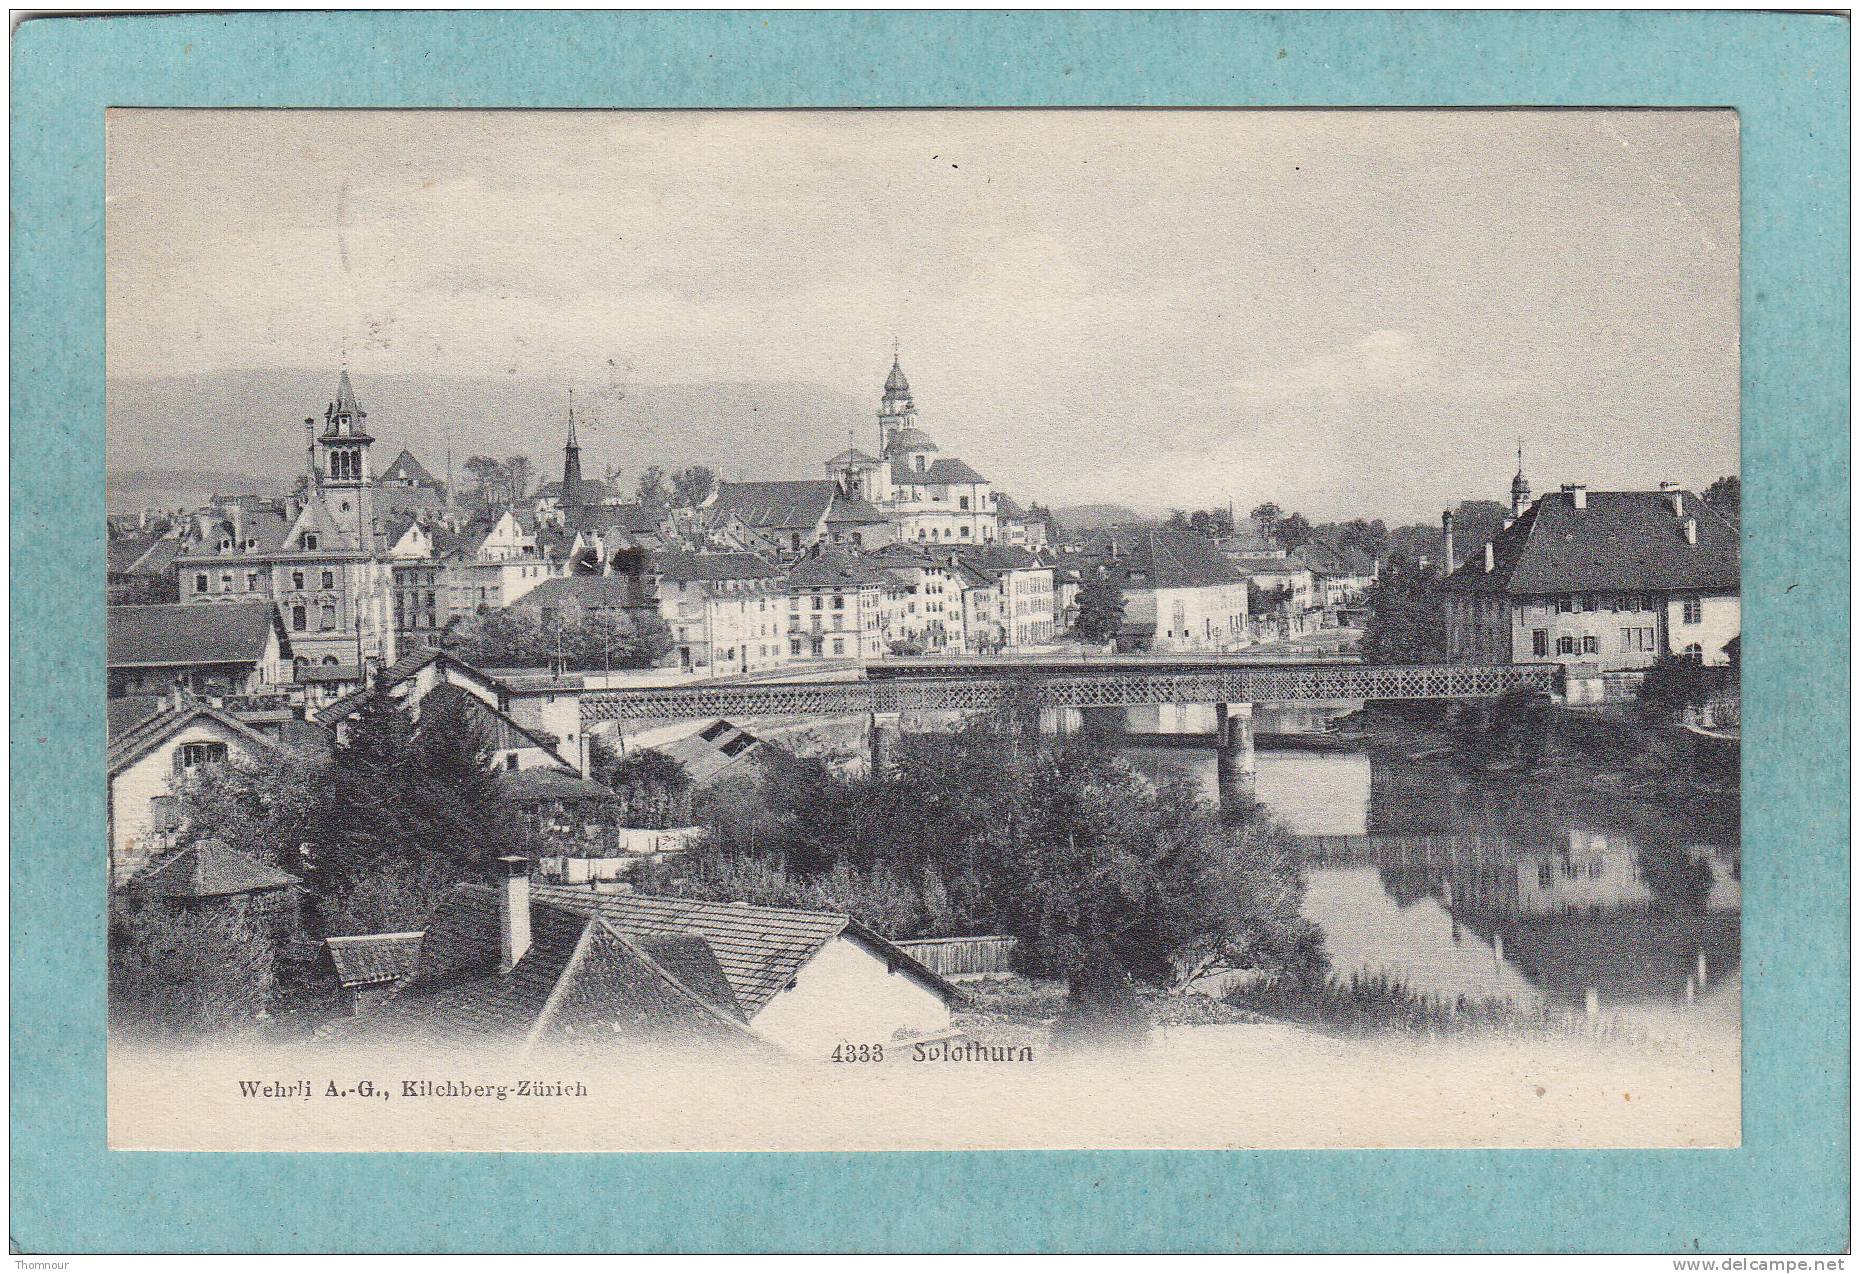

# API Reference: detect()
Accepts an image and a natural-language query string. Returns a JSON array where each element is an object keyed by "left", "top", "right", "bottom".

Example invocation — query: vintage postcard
[{"left": 102, "top": 106, "right": 1744, "bottom": 1153}]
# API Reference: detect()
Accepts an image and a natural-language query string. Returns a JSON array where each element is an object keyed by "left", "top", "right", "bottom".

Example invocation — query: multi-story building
[
  {"left": 784, "top": 549, "right": 886, "bottom": 663},
  {"left": 869, "top": 544, "right": 966, "bottom": 654},
  {"left": 647, "top": 550, "right": 790, "bottom": 676},
  {"left": 173, "top": 371, "right": 398, "bottom": 677},
  {"left": 1440, "top": 481, "right": 1740, "bottom": 672},
  {"left": 1075, "top": 529, "right": 1251, "bottom": 653}
]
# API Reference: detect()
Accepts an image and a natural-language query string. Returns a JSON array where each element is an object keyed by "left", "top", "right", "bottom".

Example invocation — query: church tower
[
  {"left": 878, "top": 349, "right": 917, "bottom": 454},
  {"left": 1510, "top": 440, "right": 1532, "bottom": 518},
  {"left": 561, "top": 389, "right": 584, "bottom": 517},
  {"left": 317, "top": 368, "right": 377, "bottom": 548}
]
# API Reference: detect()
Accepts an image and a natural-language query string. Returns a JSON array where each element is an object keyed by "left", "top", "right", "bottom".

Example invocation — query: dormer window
[
  {"left": 218, "top": 538, "right": 232, "bottom": 551},
  {"left": 303, "top": 533, "right": 319, "bottom": 550},
  {"left": 915, "top": 455, "right": 926, "bottom": 472}
]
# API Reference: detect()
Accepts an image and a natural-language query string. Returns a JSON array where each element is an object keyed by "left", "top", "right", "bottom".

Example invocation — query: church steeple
[
  {"left": 878, "top": 342, "right": 920, "bottom": 455},
  {"left": 561, "top": 388, "right": 584, "bottom": 514},
  {"left": 1510, "top": 440, "right": 1532, "bottom": 517}
]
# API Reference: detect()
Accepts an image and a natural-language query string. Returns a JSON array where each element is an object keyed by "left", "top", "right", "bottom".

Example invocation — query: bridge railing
[{"left": 578, "top": 662, "right": 1560, "bottom": 723}]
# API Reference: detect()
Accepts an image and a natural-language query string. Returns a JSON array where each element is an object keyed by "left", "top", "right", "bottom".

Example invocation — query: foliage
[
  {"left": 669, "top": 722, "right": 1324, "bottom": 1001},
  {"left": 1275, "top": 511, "right": 1313, "bottom": 550},
  {"left": 170, "top": 747, "right": 327, "bottom": 870},
  {"left": 1248, "top": 502, "right": 1282, "bottom": 533},
  {"left": 1314, "top": 517, "right": 1389, "bottom": 559},
  {"left": 321, "top": 860, "right": 460, "bottom": 937},
  {"left": 443, "top": 604, "right": 671, "bottom": 671},
  {"left": 1070, "top": 577, "right": 1126, "bottom": 644},
  {"left": 669, "top": 465, "right": 719, "bottom": 508},
  {"left": 1702, "top": 475, "right": 1740, "bottom": 519},
  {"left": 1446, "top": 500, "right": 1509, "bottom": 565},
  {"left": 1163, "top": 507, "right": 1236, "bottom": 537},
  {"left": 887, "top": 636, "right": 927, "bottom": 656},
  {"left": 590, "top": 744, "right": 694, "bottom": 828},
  {"left": 461, "top": 454, "right": 534, "bottom": 512},
  {"left": 109, "top": 893, "right": 277, "bottom": 1039},
  {"left": 1224, "top": 971, "right": 1634, "bottom": 1043},
  {"left": 1359, "top": 557, "right": 1447, "bottom": 664},
  {"left": 635, "top": 464, "right": 670, "bottom": 508},
  {"left": 1638, "top": 653, "right": 1731, "bottom": 718}
]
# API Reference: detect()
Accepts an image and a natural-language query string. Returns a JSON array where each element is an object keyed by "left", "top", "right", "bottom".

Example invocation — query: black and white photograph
[{"left": 103, "top": 107, "right": 1742, "bottom": 1151}]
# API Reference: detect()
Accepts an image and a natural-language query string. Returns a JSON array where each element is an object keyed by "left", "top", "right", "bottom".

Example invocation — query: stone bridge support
[
  {"left": 867, "top": 710, "right": 902, "bottom": 776},
  {"left": 1215, "top": 701, "right": 1256, "bottom": 818}
]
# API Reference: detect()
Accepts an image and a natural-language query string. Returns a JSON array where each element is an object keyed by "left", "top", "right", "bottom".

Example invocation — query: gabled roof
[
  {"left": 571, "top": 501, "right": 663, "bottom": 535},
  {"left": 365, "top": 884, "right": 759, "bottom": 1048},
  {"left": 532, "top": 887, "right": 963, "bottom": 1016},
  {"left": 380, "top": 449, "right": 439, "bottom": 487},
  {"left": 656, "top": 719, "right": 769, "bottom": 787},
  {"left": 107, "top": 695, "right": 167, "bottom": 742},
  {"left": 107, "top": 601, "right": 282, "bottom": 669},
  {"left": 325, "top": 931, "right": 424, "bottom": 989},
  {"left": 787, "top": 548, "right": 885, "bottom": 588},
  {"left": 824, "top": 494, "right": 889, "bottom": 524},
  {"left": 107, "top": 698, "right": 284, "bottom": 776},
  {"left": 535, "top": 477, "right": 621, "bottom": 503},
  {"left": 1079, "top": 530, "right": 1247, "bottom": 590},
  {"left": 1441, "top": 489, "right": 1740, "bottom": 596},
  {"left": 995, "top": 493, "right": 1027, "bottom": 519},
  {"left": 710, "top": 480, "right": 838, "bottom": 531},
  {"left": 136, "top": 842, "right": 301, "bottom": 899}
]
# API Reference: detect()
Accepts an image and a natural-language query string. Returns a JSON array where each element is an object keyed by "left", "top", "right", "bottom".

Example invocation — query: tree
[
  {"left": 1249, "top": 503, "right": 1283, "bottom": 537},
  {"left": 463, "top": 454, "right": 508, "bottom": 510},
  {"left": 1276, "top": 511, "right": 1314, "bottom": 550},
  {"left": 635, "top": 465, "right": 670, "bottom": 509},
  {"left": 1703, "top": 475, "right": 1740, "bottom": 520},
  {"left": 109, "top": 892, "right": 277, "bottom": 1039},
  {"left": 670, "top": 465, "right": 718, "bottom": 508},
  {"left": 504, "top": 454, "right": 534, "bottom": 505},
  {"left": 591, "top": 745, "right": 695, "bottom": 828},
  {"left": 1188, "top": 507, "right": 1235, "bottom": 537},
  {"left": 1071, "top": 577, "right": 1126, "bottom": 644},
  {"left": 442, "top": 605, "right": 671, "bottom": 672},
  {"left": 1163, "top": 509, "right": 1191, "bottom": 532},
  {"left": 1359, "top": 558, "right": 1447, "bottom": 664},
  {"left": 1449, "top": 500, "right": 1509, "bottom": 563}
]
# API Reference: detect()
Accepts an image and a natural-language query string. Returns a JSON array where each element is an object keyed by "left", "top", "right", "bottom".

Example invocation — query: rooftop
[
  {"left": 107, "top": 601, "right": 282, "bottom": 669},
  {"left": 1441, "top": 488, "right": 1740, "bottom": 596}
]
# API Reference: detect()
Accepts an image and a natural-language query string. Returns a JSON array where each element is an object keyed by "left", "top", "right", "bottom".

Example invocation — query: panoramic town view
[{"left": 103, "top": 109, "right": 1741, "bottom": 1148}]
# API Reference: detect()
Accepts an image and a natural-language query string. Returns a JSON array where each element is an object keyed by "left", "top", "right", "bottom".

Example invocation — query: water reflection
[{"left": 1094, "top": 702, "right": 1742, "bottom": 1023}]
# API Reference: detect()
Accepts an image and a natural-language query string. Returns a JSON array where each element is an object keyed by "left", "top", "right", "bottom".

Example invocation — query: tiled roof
[
  {"left": 656, "top": 719, "right": 768, "bottom": 787},
  {"left": 1441, "top": 489, "right": 1740, "bottom": 596},
  {"left": 137, "top": 843, "right": 301, "bottom": 899},
  {"left": 106, "top": 695, "right": 167, "bottom": 742},
  {"left": 1229, "top": 554, "right": 1311, "bottom": 578},
  {"left": 825, "top": 494, "right": 889, "bottom": 524},
  {"left": 106, "top": 699, "right": 282, "bottom": 776},
  {"left": 710, "top": 480, "right": 837, "bottom": 531},
  {"left": 368, "top": 885, "right": 757, "bottom": 1047},
  {"left": 536, "top": 477, "right": 621, "bottom": 503},
  {"left": 534, "top": 887, "right": 962, "bottom": 1015},
  {"left": 513, "top": 575, "right": 642, "bottom": 609},
  {"left": 651, "top": 549, "right": 784, "bottom": 583},
  {"left": 531, "top": 888, "right": 849, "bottom": 1015},
  {"left": 995, "top": 493, "right": 1026, "bottom": 519},
  {"left": 889, "top": 457, "right": 988, "bottom": 486},
  {"left": 108, "top": 601, "right": 280, "bottom": 668},
  {"left": 1079, "top": 530, "right": 1247, "bottom": 590},
  {"left": 498, "top": 768, "right": 621, "bottom": 804},
  {"left": 325, "top": 931, "right": 424, "bottom": 988},
  {"left": 787, "top": 549, "right": 885, "bottom": 588},
  {"left": 572, "top": 501, "right": 663, "bottom": 535}
]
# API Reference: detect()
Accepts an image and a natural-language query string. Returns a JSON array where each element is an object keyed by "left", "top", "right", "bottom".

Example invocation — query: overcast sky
[{"left": 107, "top": 109, "right": 1738, "bottom": 521}]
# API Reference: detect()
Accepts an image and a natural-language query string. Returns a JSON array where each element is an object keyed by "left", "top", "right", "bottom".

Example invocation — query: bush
[{"left": 109, "top": 894, "right": 277, "bottom": 1040}]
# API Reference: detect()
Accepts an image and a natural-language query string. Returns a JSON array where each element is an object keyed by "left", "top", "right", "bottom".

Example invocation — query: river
[{"left": 1068, "top": 701, "right": 1741, "bottom": 1034}]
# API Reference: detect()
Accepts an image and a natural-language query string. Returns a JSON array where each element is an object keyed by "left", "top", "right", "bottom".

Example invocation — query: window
[
  {"left": 292, "top": 570, "right": 305, "bottom": 591},
  {"left": 175, "top": 741, "right": 228, "bottom": 772},
  {"left": 812, "top": 596, "right": 823, "bottom": 611},
  {"left": 1532, "top": 629, "right": 1548, "bottom": 657},
  {"left": 1555, "top": 596, "right": 1573, "bottom": 614},
  {"left": 321, "top": 569, "right": 335, "bottom": 590},
  {"left": 149, "top": 794, "right": 179, "bottom": 834},
  {"left": 1582, "top": 635, "right": 1599, "bottom": 655},
  {"left": 320, "top": 604, "right": 337, "bottom": 630},
  {"left": 1556, "top": 636, "right": 1575, "bottom": 655},
  {"left": 219, "top": 573, "right": 232, "bottom": 591},
  {"left": 1538, "top": 862, "right": 1554, "bottom": 889},
  {"left": 833, "top": 595, "right": 845, "bottom": 610},
  {"left": 245, "top": 571, "right": 259, "bottom": 591},
  {"left": 832, "top": 638, "right": 845, "bottom": 655},
  {"left": 1684, "top": 642, "right": 1704, "bottom": 663},
  {"left": 959, "top": 496, "right": 970, "bottom": 511},
  {"left": 303, "top": 533, "right": 319, "bottom": 550},
  {"left": 194, "top": 573, "right": 208, "bottom": 593},
  {"left": 291, "top": 605, "right": 307, "bottom": 632},
  {"left": 1682, "top": 597, "right": 1703, "bottom": 624}
]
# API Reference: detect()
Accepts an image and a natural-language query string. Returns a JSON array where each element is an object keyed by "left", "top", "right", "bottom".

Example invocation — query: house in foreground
[
  {"left": 353, "top": 866, "right": 962, "bottom": 1059},
  {"left": 107, "top": 600, "right": 293, "bottom": 699}
]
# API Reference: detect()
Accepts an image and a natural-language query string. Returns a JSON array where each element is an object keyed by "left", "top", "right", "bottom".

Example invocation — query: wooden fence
[{"left": 895, "top": 934, "right": 1018, "bottom": 977}]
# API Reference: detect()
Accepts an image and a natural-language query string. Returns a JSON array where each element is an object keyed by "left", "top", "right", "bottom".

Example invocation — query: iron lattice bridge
[{"left": 579, "top": 663, "right": 1560, "bottom": 724}]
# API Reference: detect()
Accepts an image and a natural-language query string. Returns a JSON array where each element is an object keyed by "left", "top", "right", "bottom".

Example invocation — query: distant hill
[
  {"left": 1050, "top": 503, "right": 1145, "bottom": 532},
  {"left": 107, "top": 369, "right": 872, "bottom": 512}
]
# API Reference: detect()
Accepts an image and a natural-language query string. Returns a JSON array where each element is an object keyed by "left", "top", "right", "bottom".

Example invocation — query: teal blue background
[{"left": 11, "top": 10, "right": 1848, "bottom": 1253}]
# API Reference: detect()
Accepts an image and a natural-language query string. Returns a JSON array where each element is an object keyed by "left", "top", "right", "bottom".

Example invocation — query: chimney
[
  {"left": 1667, "top": 491, "right": 1685, "bottom": 516},
  {"left": 1483, "top": 542, "right": 1495, "bottom": 573},
  {"left": 1659, "top": 480, "right": 1680, "bottom": 492},
  {"left": 499, "top": 854, "right": 532, "bottom": 972},
  {"left": 1684, "top": 517, "right": 1698, "bottom": 546},
  {"left": 1440, "top": 510, "right": 1455, "bottom": 573},
  {"left": 1561, "top": 483, "right": 1588, "bottom": 510}
]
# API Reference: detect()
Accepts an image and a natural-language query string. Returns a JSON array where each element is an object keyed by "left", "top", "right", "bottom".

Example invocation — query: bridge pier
[
  {"left": 867, "top": 710, "right": 902, "bottom": 776},
  {"left": 1214, "top": 702, "right": 1256, "bottom": 818}
]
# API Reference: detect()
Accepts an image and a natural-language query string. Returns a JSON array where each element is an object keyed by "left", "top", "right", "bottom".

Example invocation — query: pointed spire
[{"left": 566, "top": 387, "right": 579, "bottom": 449}]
